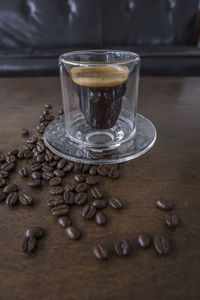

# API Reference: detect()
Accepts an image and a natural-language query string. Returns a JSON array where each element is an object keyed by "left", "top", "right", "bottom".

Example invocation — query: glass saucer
[{"left": 43, "top": 114, "right": 156, "bottom": 164}]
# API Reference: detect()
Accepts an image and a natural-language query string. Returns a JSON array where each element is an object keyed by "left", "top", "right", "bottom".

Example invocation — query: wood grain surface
[{"left": 0, "top": 76, "right": 199, "bottom": 300}]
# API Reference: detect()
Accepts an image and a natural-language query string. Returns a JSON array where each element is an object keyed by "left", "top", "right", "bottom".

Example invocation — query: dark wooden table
[{"left": 0, "top": 76, "right": 199, "bottom": 300}]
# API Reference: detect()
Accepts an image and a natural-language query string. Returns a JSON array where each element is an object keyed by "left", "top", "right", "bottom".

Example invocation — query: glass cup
[{"left": 59, "top": 50, "right": 140, "bottom": 150}]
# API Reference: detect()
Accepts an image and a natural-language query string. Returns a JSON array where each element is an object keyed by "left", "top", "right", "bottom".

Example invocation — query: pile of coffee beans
[{"left": 0, "top": 103, "right": 180, "bottom": 258}]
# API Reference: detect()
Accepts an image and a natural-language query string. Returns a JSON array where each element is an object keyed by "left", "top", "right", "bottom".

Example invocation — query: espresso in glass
[{"left": 71, "top": 65, "right": 129, "bottom": 129}]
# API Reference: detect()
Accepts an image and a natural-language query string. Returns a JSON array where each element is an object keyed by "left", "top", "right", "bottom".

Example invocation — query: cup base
[{"left": 43, "top": 114, "right": 156, "bottom": 164}]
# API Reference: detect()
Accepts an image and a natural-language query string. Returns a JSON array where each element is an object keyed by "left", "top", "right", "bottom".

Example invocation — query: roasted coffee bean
[
  {"left": 57, "top": 159, "right": 67, "bottom": 169},
  {"left": 64, "top": 182, "right": 76, "bottom": 192},
  {"left": 26, "top": 137, "right": 38, "bottom": 144},
  {"left": 23, "top": 143, "right": 34, "bottom": 151},
  {"left": 42, "top": 171, "right": 54, "bottom": 180},
  {"left": 156, "top": 199, "right": 173, "bottom": 211},
  {"left": 29, "top": 157, "right": 38, "bottom": 165},
  {"left": 19, "top": 193, "right": 33, "bottom": 206},
  {"left": 92, "top": 199, "right": 107, "bottom": 209},
  {"left": 37, "top": 142, "right": 46, "bottom": 153},
  {"left": 48, "top": 196, "right": 64, "bottom": 208},
  {"left": 74, "top": 174, "right": 85, "bottom": 183},
  {"left": 0, "top": 154, "right": 6, "bottom": 163},
  {"left": 51, "top": 204, "right": 69, "bottom": 217},
  {"left": 82, "top": 204, "right": 96, "bottom": 219},
  {"left": 66, "top": 226, "right": 81, "bottom": 240},
  {"left": 64, "top": 191, "right": 75, "bottom": 205},
  {"left": 1, "top": 162, "right": 15, "bottom": 171},
  {"left": 115, "top": 239, "right": 131, "bottom": 256},
  {"left": 18, "top": 167, "right": 28, "bottom": 177},
  {"left": 82, "top": 164, "right": 90, "bottom": 173},
  {"left": 32, "top": 147, "right": 39, "bottom": 156},
  {"left": 27, "top": 179, "right": 41, "bottom": 188},
  {"left": 53, "top": 155, "right": 60, "bottom": 161},
  {"left": 36, "top": 125, "right": 45, "bottom": 134},
  {"left": 49, "top": 160, "right": 57, "bottom": 167},
  {"left": 74, "top": 192, "right": 87, "bottom": 205},
  {"left": 76, "top": 182, "right": 88, "bottom": 192},
  {"left": 6, "top": 192, "right": 18, "bottom": 206},
  {"left": 165, "top": 213, "right": 179, "bottom": 228},
  {"left": 21, "top": 128, "right": 29, "bottom": 136},
  {"left": 86, "top": 176, "right": 99, "bottom": 185},
  {"left": 63, "top": 162, "right": 74, "bottom": 173},
  {"left": 74, "top": 163, "right": 83, "bottom": 172},
  {"left": 97, "top": 167, "right": 108, "bottom": 176},
  {"left": 39, "top": 115, "right": 46, "bottom": 122},
  {"left": 109, "top": 198, "right": 122, "bottom": 209},
  {"left": 154, "top": 235, "right": 170, "bottom": 255},
  {"left": 21, "top": 236, "right": 36, "bottom": 253},
  {"left": 137, "top": 234, "right": 151, "bottom": 248},
  {"left": 3, "top": 184, "right": 18, "bottom": 193},
  {"left": 91, "top": 187, "right": 103, "bottom": 199},
  {"left": 108, "top": 168, "right": 120, "bottom": 178},
  {"left": 42, "top": 109, "right": 49, "bottom": 116},
  {"left": 89, "top": 165, "right": 97, "bottom": 176},
  {"left": 93, "top": 244, "right": 108, "bottom": 260},
  {"left": 45, "top": 152, "right": 53, "bottom": 162},
  {"left": 37, "top": 153, "right": 45, "bottom": 163},
  {"left": 26, "top": 227, "right": 44, "bottom": 239},
  {"left": 31, "top": 163, "right": 42, "bottom": 171},
  {"left": 42, "top": 165, "right": 53, "bottom": 172},
  {"left": 8, "top": 149, "right": 19, "bottom": 156},
  {"left": 24, "top": 150, "right": 33, "bottom": 159},
  {"left": 95, "top": 211, "right": 107, "bottom": 225},
  {"left": 45, "top": 115, "right": 54, "bottom": 121},
  {"left": 49, "top": 177, "right": 62, "bottom": 186},
  {"left": 0, "top": 170, "right": 9, "bottom": 178},
  {"left": 17, "top": 150, "right": 24, "bottom": 159},
  {"left": 58, "top": 216, "right": 71, "bottom": 228},
  {"left": 0, "top": 178, "right": 6, "bottom": 187},
  {"left": 0, "top": 191, "right": 6, "bottom": 202},
  {"left": 31, "top": 171, "right": 42, "bottom": 180},
  {"left": 6, "top": 155, "right": 16, "bottom": 163},
  {"left": 50, "top": 185, "right": 64, "bottom": 195},
  {"left": 53, "top": 169, "right": 65, "bottom": 177},
  {"left": 44, "top": 103, "right": 52, "bottom": 109}
]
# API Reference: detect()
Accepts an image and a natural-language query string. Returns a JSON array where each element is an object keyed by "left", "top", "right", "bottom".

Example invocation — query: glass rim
[{"left": 59, "top": 49, "right": 140, "bottom": 66}]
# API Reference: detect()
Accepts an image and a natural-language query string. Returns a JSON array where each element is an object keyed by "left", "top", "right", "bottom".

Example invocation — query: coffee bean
[
  {"left": 154, "top": 235, "right": 170, "bottom": 255},
  {"left": 8, "top": 149, "right": 19, "bottom": 156},
  {"left": 31, "top": 171, "right": 42, "bottom": 180},
  {"left": 63, "top": 162, "right": 74, "bottom": 173},
  {"left": 115, "top": 239, "right": 131, "bottom": 256},
  {"left": 97, "top": 167, "right": 108, "bottom": 176},
  {"left": 26, "top": 137, "right": 38, "bottom": 144},
  {"left": 21, "top": 128, "right": 29, "bottom": 136},
  {"left": 44, "top": 153, "right": 53, "bottom": 163},
  {"left": 30, "top": 157, "right": 38, "bottom": 165},
  {"left": 156, "top": 199, "right": 173, "bottom": 211},
  {"left": 24, "top": 150, "right": 33, "bottom": 159},
  {"left": 37, "top": 142, "right": 45, "bottom": 153},
  {"left": 49, "top": 160, "right": 57, "bottom": 167},
  {"left": 42, "top": 165, "right": 53, "bottom": 172},
  {"left": 6, "top": 192, "right": 18, "bottom": 206},
  {"left": 82, "top": 204, "right": 96, "bottom": 219},
  {"left": 49, "top": 177, "right": 62, "bottom": 186},
  {"left": 57, "top": 159, "right": 67, "bottom": 169},
  {"left": 93, "top": 244, "right": 108, "bottom": 260},
  {"left": 42, "top": 109, "right": 49, "bottom": 116},
  {"left": 42, "top": 171, "right": 54, "bottom": 180},
  {"left": 0, "top": 191, "right": 6, "bottom": 202},
  {"left": 26, "top": 227, "right": 44, "bottom": 239},
  {"left": 57, "top": 216, "right": 71, "bottom": 228},
  {"left": 92, "top": 199, "right": 107, "bottom": 209},
  {"left": 3, "top": 184, "right": 18, "bottom": 193},
  {"left": 74, "top": 163, "right": 83, "bottom": 172},
  {"left": 95, "top": 211, "right": 107, "bottom": 225},
  {"left": 23, "top": 143, "right": 34, "bottom": 151},
  {"left": 108, "top": 168, "right": 120, "bottom": 178},
  {"left": 48, "top": 196, "right": 64, "bottom": 208},
  {"left": 74, "top": 192, "right": 87, "bottom": 205},
  {"left": 64, "top": 191, "right": 75, "bottom": 205},
  {"left": 51, "top": 204, "right": 69, "bottom": 217},
  {"left": 17, "top": 150, "right": 24, "bottom": 159},
  {"left": 66, "top": 226, "right": 81, "bottom": 240},
  {"left": 27, "top": 179, "right": 42, "bottom": 188},
  {"left": 0, "top": 171, "right": 9, "bottom": 178},
  {"left": 37, "top": 153, "right": 45, "bottom": 163},
  {"left": 82, "top": 164, "right": 90, "bottom": 173},
  {"left": 1, "top": 162, "right": 15, "bottom": 171},
  {"left": 0, "top": 178, "right": 6, "bottom": 187},
  {"left": 64, "top": 182, "right": 76, "bottom": 192},
  {"left": 6, "top": 155, "right": 16, "bottom": 163},
  {"left": 76, "top": 182, "right": 88, "bottom": 192},
  {"left": 53, "top": 155, "right": 60, "bottom": 161},
  {"left": 19, "top": 193, "right": 33, "bottom": 206},
  {"left": 45, "top": 115, "right": 54, "bottom": 121},
  {"left": 109, "top": 198, "right": 122, "bottom": 209},
  {"left": 44, "top": 103, "right": 52, "bottom": 109},
  {"left": 36, "top": 125, "right": 45, "bottom": 134},
  {"left": 31, "top": 163, "right": 42, "bottom": 171},
  {"left": 91, "top": 187, "right": 103, "bottom": 199},
  {"left": 50, "top": 185, "right": 64, "bottom": 195},
  {"left": 74, "top": 174, "right": 85, "bottom": 183},
  {"left": 52, "top": 170, "right": 64, "bottom": 178},
  {"left": 0, "top": 154, "right": 6, "bottom": 163},
  {"left": 165, "top": 213, "right": 179, "bottom": 228},
  {"left": 86, "top": 176, "right": 99, "bottom": 185},
  {"left": 21, "top": 236, "right": 36, "bottom": 253},
  {"left": 18, "top": 167, "right": 28, "bottom": 177},
  {"left": 137, "top": 234, "right": 151, "bottom": 248},
  {"left": 89, "top": 166, "right": 97, "bottom": 175}
]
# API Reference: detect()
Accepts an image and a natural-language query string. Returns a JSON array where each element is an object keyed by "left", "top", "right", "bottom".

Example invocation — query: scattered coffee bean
[
  {"left": 109, "top": 198, "right": 122, "bottom": 209},
  {"left": 49, "top": 160, "right": 57, "bottom": 167},
  {"left": 165, "top": 213, "right": 179, "bottom": 228},
  {"left": 74, "top": 174, "right": 85, "bottom": 183},
  {"left": 64, "top": 182, "right": 76, "bottom": 192},
  {"left": 0, "top": 154, "right": 6, "bottom": 163},
  {"left": 0, "top": 170, "right": 9, "bottom": 178},
  {"left": 31, "top": 171, "right": 42, "bottom": 180},
  {"left": 51, "top": 204, "right": 69, "bottom": 217},
  {"left": 108, "top": 168, "right": 120, "bottom": 178},
  {"left": 42, "top": 165, "right": 53, "bottom": 172},
  {"left": 30, "top": 157, "right": 38, "bottom": 165},
  {"left": 21, "top": 128, "right": 29, "bottom": 136},
  {"left": 8, "top": 149, "right": 18, "bottom": 156},
  {"left": 115, "top": 239, "right": 131, "bottom": 256},
  {"left": 97, "top": 167, "right": 108, "bottom": 176},
  {"left": 92, "top": 199, "right": 107, "bottom": 209},
  {"left": 37, "top": 142, "right": 45, "bottom": 153},
  {"left": 6, "top": 155, "right": 16, "bottom": 163},
  {"left": 57, "top": 159, "right": 67, "bottom": 169},
  {"left": 1, "top": 162, "right": 15, "bottom": 171},
  {"left": 64, "top": 191, "right": 75, "bottom": 205},
  {"left": 76, "top": 182, "right": 88, "bottom": 192},
  {"left": 48, "top": 196, "right": 64, "bottom": 208},
  {"left": 86, "top": 176, "right": 99, "bottom": 185},
  {"left": 3, "top": 184, "right": 18, "bottom": 193},
  {"left": 82, "top": 164, "right": 90, "bottom": 173},
  {"left": 74, "top": 192, "right": 87, "bottom": 205},
  {"left": 17, "top": 150, "right": 24, "bottom": 159},
  {"left": 66, "top": 226, "right": 81, "bottom": 240},
  {"left": 63, "top": 162, "right": 74, "bottom": 173},
  {"left": 93, "top": 244, "right": 108, "bottom": 260},
  {"left": 137, "top": 233, "right": 151, "bottom": 248},
  {"left": 57, "top": 216, "right": 71, "bottom": 228},
  {"left": 24, "top": 150, "right": 33, "bottom": 159},
  {"left": 19, "top": 193, "right": 33, "bottom": 206},
  {"left": 26, "top": 137, "right": 38, "bottom": 144},
  {"left": 0, "top": 178, "right": 6, "bottom": 187},
  {"left": 0, "top": 191, "right": 6, "bottom": 202},
  {"left": 27, "top": 179, "right": 42, "bottom": 188},
  {"left": 45, "top": 115, "right": 54, "bottom": 121},
  {"left": 23, "top": 143, "right": 34, "bottom": 151},
  {"left": 82, "top": 204, "right": 96, "bottom": 219},
  {"left": 49, "top": 177, "right": 62, "bottom": 186},
  {"left": 91, "top": 187, "right": 103, "bottom": 199},
  {"left": 42, "top": 171, "right": 54, "bottom": 180},
  {"left": 18, "top": 167, "right": 28, "bottom": 177},
  {"left": 21, "top": 236, "right": 36, "bottom": 253},
  {"left": 44, "top": 103, "right": 52, "bottom": 109},
  {"left": 156, "top": 199, "right": 173, "bottom": 211},
  {"left": 53, "top": 155, "right": 60, "bottom": 161},
  {"left": 45, "top": 152, "right": 54, "bottom": 162},
  {"left": 31, "top": 163, "right": 42, "bottom": 171},
  {"left": 42, "top": 109, "right": 49, "bottom": 116},
  {"left": 50, "top": 185, "right": 64, "bottom": 195},
  {"left": 95, "top": 211, "right": 107, "bottom": 225},
  {"left": 154, "top": 235, "right": 170, "bottom": 255},
  {"left": 74, "top": 163, "right": 83, "bottom": 172},
  {"left": 89, "top": 165, "right": 97, "bottom": 176},
  {"left": 37, "top": 153, "right": 45, "bottom": 163},
  {"left": 26, "top": 227, "right": 44, "bottom": 239},
  {"left": 6, "top": 192, "right": 18, "bottom": 206}
]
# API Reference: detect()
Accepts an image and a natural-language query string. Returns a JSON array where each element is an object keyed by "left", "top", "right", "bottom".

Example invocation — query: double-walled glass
[{"left": 59, "top": 50, "right": 140, "bottom": 149}]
